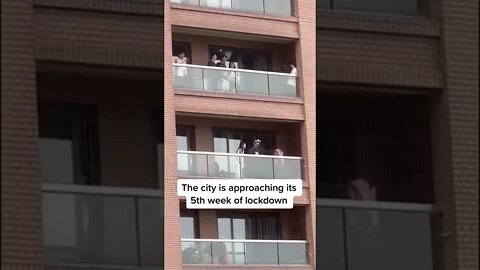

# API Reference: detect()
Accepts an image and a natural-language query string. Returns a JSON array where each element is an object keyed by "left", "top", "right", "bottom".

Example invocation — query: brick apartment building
[
  {"left": 315, "top": 0, "right": 478, "bottom": 270},
  {"left": 2, "top": 0, "right": 165, "bottom": 269},
  {"left": 164, "top": 0, "right": 316, "bottom": 269}
]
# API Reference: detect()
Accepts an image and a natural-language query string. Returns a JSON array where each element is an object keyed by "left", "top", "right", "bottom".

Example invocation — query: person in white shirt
[
  {"left": 288, "top": 64, "right": 297, "bottom": 85},
  {"left": 173, "top": 52, "right": 189, "bottom": 88},
  {"left": 235, "top": 141, "right": 246, "bottom": 178}
]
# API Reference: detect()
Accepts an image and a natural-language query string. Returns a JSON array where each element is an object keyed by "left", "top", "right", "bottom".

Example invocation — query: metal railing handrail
[
  {"left": 181, "top": 238, "right": 307, "bottom": 244},
  {"left": 316, "top": 198, "right": 436, "bottom": 212},
  {"left": 169, "top": 0, "right": 293, "bottom": 17},
  {"left": 177, "top": 150, "right": 302, "bottom": 160},
  {"left": 42, "top": 183, "right": 163, "bottom": 198},
  {"left": 173, "top": 63, "right": 297, "bottom": 77}
]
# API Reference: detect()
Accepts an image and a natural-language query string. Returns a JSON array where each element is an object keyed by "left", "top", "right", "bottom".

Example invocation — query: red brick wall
[
  {"left": 296, "top": 0, "right": 317, "bottom": 268},
  {"left": 316, "top": 9, "right": 443, "bottom": 89},
  {"left": 34, "top": 7, "right": 164, "bottom": 68},
  {"left": 164, "top": 0, "right": 183, "bottom": 268},
  {"left": 1, "top": 0, "right": 43, "bottom": 269},
  {"left": 174, "top": 91, "right": 305, "bottom": 121},
  {"left": 171, "top": 4, "right": 299, "bottom": 39},
  {"left": 439, "top": 0, "right": 479, "bottom": 269}
]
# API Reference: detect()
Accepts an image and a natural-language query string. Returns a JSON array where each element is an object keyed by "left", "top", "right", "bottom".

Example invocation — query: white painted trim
[
  {"left": 181, "top": 239, "right": 307, "bottom": 244},
  {"left": 173, "top": 63, "right": 297, "bottom": 77},
  {"left": 177, "top": 150, "right": 302, "bottom": 160}
]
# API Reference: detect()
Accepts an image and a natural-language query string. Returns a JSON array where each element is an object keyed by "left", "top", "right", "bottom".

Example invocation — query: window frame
[{"left": 38, "top": 101, "right": 101, "bottom": 186}]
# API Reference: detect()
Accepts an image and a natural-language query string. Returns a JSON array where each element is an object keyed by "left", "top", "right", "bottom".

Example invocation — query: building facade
[{"left": 164, "top": 0, "right": 316, "bottom": 269}]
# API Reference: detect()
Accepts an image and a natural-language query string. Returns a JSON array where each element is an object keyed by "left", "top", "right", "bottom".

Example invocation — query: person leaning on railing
[
  {"left": 173, "top": 52, "right": 189, "bottom": 87},
  {"left": 288, "top": 64, "right": 297, "bottom": 87},
  {"left": 274, "top": 148, "right": 286, "bottom": 178},
  {"left": 236, "top": 141, "right": 247, "bottom": 178},
  {"left": 346, "top": 178, "right": 380, "bottom": 229},
  {"left": 245, "top": 139, "right": 266, "bottom": 178}
]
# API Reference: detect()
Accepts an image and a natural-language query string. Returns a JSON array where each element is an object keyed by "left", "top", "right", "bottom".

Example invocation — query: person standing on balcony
[
  {"left": 247, "top": 139, "right": 265, "bottom": 155},
  {"left": 288, "top": 64, "right": 297, "bottom": 86},
  {"left": 227, "top": 62, "right": 237, "bottom": 92},
  {"left": 273, "top": 148, "right": 286, "bottom": 178},
  {"left": 347, "top": 178, "right": 379, "bottom": 228},
  {"left": 205, "top": 53, "right": 217, "bottom": 90},
  {"left": 216, "top": 55, "right": 227, "bottom": 68},
  {"left": 246, "top": 139, "right": 266, "bottom": 178},
  {"left": 173, "top": 52, "right": 189, "bottom": 88},
  {"left": 235, "top": 141, "right": 247, "bottom": 178},
  {"left": 208, "top": 53, "right": 218, "bottom": 66},
  {"left": 216, "top": 55, "right": 228, "bottom": 91}
]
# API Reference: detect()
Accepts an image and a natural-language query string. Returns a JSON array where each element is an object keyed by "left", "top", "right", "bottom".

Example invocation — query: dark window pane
[
  {"left": 180, "top": 209, "right": 198, "bottom": 238},
  {"left": 316, "top": 93, "right": 433, "bottom": 203},
  {"left": 43, "top": 193, "right": 138, "bottom": 265},
  {"left": 176, "top": 125, "right": 195, "bottom": 151},
  {"left": 345, "top": 209, "right": 433, "bottom": 270},
  {"left": 217, "top": 212, "right": 280, "bottom": 240},
  {"left": 138, "top": 198, "right": 163, "bottom": 267},
  {"left": 40, "top": 138, "right": 75, "bottom": 184},
  {"left": 39, "top": 103, "right": 99, "bottom": 185},
  {"left": 317, "top": 207, "right": 346, "bottom": 270},
  {"left": 317, "top": 0, "right": 332, "bottom": 9}
]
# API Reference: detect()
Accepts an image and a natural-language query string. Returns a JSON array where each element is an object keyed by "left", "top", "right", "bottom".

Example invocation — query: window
[
  {"left": 180, "top": 209, "right": 199, "bottom": 239},
  {"left": 173, "top": 42, "right": 192, "bottom": 63},
  {"left": 217, "top": 212, "right": 281, "bottom": 264},
  {"left": 177, "top": 125, "right": 195, "bottom": 151},
  {"left": 316, "top": 92, "right": 434, "bottom": 203},
  {"left": 212, "top": 128, "right": 277, "bottom": 178},
  {"left": 317, "top": 0, "right": 427, "bottom": 16},
  {"left": 209, "top": 46, "right": 271, "bottom": 71},
  {"left": 217, "top": 212, "right": 281, "bottom": 240},
  {"left": 317, "top": 207, "right": 433, "bottom": 270},
  {"left": 39, "top": 102, "right": 100, "bottom": 185},
  {"left": 180, "top": 209, "right": 203, "bottom": 264},
  {"left": 213, "top": 128, "right": 276, "bottom": 154},
  {"left": 177, "top": 125, "right": 196, "bottom": 174},
  {"left": 153, "top": 109, "right": 164, "bottom": 189}
]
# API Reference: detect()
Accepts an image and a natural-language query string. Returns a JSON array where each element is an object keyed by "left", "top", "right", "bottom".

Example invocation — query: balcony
[
  {"left": 181, "top": 239, "right": 308, "bottom": 265},
  {"left": 42, "top": 184, "right": 163, "bottom": 268},
  {"left": 317, "top": 199, "right": 435, "bottom": 270},
  {"left": 177, "top": 150, "right": 302, "bottom": 179},
  {"left": 173, "top": 64, "right": 298, "bottom": 97},
  {"left": 170, "top": 0, "right": 293, "bottom": 17}
]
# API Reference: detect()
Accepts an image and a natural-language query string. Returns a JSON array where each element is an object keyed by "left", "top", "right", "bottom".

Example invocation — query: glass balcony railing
[
  {"left": 181, "top": 239, "right": 308, "bottom": 265},
  {"left": 170, "top": 0, "right": 293, "bottom": 17},
  {"left": 316, "top": 199, "right": 435, "bottom": 270},
  {"left": 177, "top": 150, "right": 302, "bottom": 179},
  {"left": 42, "top": 184, "right": 163, "bottom": 267},
  {"left": 173, "top": 64, "right": 298, "bottom": 97}
]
